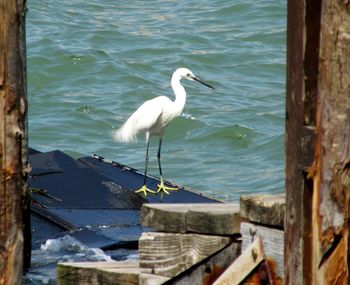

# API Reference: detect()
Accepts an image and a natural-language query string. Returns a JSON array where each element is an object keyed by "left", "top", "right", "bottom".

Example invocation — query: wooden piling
[
  {"left": 285, "top": 0, "right": 319, "bottom": 282},
  {"left": 285, "top": 0, "right": 350, "bottom": 283},
  {"left": 0, "top": 0, "right": 29, "bottom": 284},
  {"left": 311, "top": 1, "right": 350, "bottom": 283}
]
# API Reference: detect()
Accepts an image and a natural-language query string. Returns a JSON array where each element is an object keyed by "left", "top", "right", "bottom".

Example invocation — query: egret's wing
[{"left": 114, "top": 97, "right": 165, "bottom": 142}]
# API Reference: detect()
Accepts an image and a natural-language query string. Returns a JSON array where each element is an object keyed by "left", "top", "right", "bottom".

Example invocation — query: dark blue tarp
[{"left": 29, "top": 149, "right": 219, "bottom": 250}]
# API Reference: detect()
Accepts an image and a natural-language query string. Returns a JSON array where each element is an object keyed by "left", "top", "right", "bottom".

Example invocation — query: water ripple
[{"left": 28, "top": 0, "right": 286, "bottom": 203}]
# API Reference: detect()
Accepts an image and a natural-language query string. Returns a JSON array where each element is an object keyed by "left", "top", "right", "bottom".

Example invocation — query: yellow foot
[
  {"left": 135, "top": 185, "right": 155, "bottom": 197},
  {"left": 156, "top": 177, "right": 178, "bottom": 195}
]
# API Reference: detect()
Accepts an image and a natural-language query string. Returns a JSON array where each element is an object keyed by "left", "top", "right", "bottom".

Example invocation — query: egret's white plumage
[
  {"left": 114, "top": 68, "right": 191, "bottom": 143},
  {"left": 114, "top": 67, "right": 214, "bottom": 197}
]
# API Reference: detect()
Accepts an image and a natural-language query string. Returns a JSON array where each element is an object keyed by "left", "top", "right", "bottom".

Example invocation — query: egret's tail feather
[{"left": 114, "top": 122, "right": 138, "bottom": 143}]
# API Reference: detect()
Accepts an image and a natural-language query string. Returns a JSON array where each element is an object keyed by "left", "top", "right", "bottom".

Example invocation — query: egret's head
[
  {"left": 176, "top": 68, "right": 196, "bottom": 81},
  {"left": 174, "top": 67, "right": 215, "bottom": 89}
]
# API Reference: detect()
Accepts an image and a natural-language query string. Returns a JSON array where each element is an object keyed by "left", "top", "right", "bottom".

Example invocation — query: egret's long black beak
[{"left": 193, "top": 76, "right": 215, "bottom": 90}]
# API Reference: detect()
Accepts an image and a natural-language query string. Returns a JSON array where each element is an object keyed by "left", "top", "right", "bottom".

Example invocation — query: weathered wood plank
[
  {"left": 212, "top": 238, "right": 265, "bottom": 285},
  {"left": 240, "top": 194, "right": 285, "bottom": 228},
  {"left": 187, "top": 205, "right": 242, "bottom": 235},
  {"left": 141, "top": 203, "right": 188, "bottom": 233},
  {"left": 99, "top": 267, "right": 140, "bottom": 285},
  {"left": 139, "top": 273, "right": 170, "bottom": 285},
  {"left": 241, "top": 222, "right": 284, "bottom": 280},
  {"left": 164, "top": 241, "right": 241, "bottom": 285},
  {"left": 139, "top": 232, "right": 232, "bottom": 277},
  {"left": 141, "top": 203, "right": 242, "bottom": 235},
  {"left": 57, "top": 261, "right": 119, "bottom": 285},
  {"left": 57, "top": 260, "right": 148, "bottom": 285}
]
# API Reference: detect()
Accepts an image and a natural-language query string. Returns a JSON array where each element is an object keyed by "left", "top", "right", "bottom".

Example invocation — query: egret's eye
[{"left": 186, "top": 73, "right": 191, "bottom": 77}]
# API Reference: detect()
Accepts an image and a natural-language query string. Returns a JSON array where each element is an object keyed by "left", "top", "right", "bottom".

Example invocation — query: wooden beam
[
  {"left": 139, "top": 232, "right": 232, "bottom": 277},
  {"left": 241, "top": 222, "right": 284, "bottom": 281},
  {"left": 212, "top": 238, "right": 265, "bottom": 285},
  {"left": 163, "top": 241, "right": 241, "bottom": 285},
  {"left": 142, "top": 203, "right": 188, "bottom": 233},
  {"left": 240, "top": 194, "right": 285, "bottom": 228},
  {"left": 57, "top": 260, "right": 149, "bottom": 285},
  {"left": 0, "top": 0, "right": 29, "bottom": 284},
  {"left": 139, "top": 273, "right": 170, "bottom": 285},
  {"left": 141, "top": 203, "right": 242, "bottom": 235}
]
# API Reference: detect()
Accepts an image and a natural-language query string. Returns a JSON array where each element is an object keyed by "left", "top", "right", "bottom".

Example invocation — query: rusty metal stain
[
  {"left": 203, "top": 264, "right": 226, "bottom": 285},
  {"left": 322, "top": 231, "right": 348, "bottom": 284},
  {"left": 319, "top": 233, "right": 342, "bottom": 268},
  {"left": 242, "top": 259, "right": 283, "bottom": 285}
]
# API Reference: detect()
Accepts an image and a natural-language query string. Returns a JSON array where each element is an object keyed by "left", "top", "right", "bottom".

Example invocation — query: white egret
[{"left": 114, "top": 67, "right": 215, "bottom": 197}]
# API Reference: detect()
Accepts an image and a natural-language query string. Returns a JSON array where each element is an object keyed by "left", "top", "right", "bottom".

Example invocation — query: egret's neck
[{"left": 171, "top": 75, "right": 186, "bottom": 115}]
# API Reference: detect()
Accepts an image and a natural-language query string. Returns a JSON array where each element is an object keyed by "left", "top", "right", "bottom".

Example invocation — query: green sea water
[
  {"left": 27, "top": 0, "right": 286, "bottom": 202},
  {"left": 25, "top": 1, "right": 286, "bottom": 283}
]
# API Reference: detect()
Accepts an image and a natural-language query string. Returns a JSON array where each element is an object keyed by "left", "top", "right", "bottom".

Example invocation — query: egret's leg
[
  {"left": 157, "top": 138, "right": 164, "bottom": 178},
  {"left": 156, "top": 138, "right": 178, "bottom": 194},
  {"left": 135, "top": 138, "right": 155, "bottom": 196}
]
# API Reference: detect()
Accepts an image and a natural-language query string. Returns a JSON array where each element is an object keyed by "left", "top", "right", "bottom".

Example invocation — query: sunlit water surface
[{"left": 25, "top": 1, "right": 286, "bottom": 283}]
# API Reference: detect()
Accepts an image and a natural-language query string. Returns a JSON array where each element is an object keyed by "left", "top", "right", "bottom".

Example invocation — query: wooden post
[
  {"left": 285, "top": 1, "right": 320, "bottom": 283},
  {"left": 285, "top": 0, "right": 350, "bottom": 283},
  {"left": 0, "top": 0, "right": 29, "bottom": 284},
  {"left": 311, "top": 1, "right": 350, "bottom": 283}
]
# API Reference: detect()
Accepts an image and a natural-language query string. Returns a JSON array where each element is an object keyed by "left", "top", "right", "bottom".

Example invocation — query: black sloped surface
[
  {"left": 30, "top": 150, "right": 146, "bottom": 209},
  {"left": 29, "top": 148, "right": 219, "bottom": 251},
  {"left": 79, "top": 155, "right": 219, "bottom": 204}
]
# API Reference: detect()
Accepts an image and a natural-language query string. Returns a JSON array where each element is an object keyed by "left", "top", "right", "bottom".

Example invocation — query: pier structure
[
  {"left": 1, "top": 0, "right": 350, "bottom": 284},
  {"left": 57, "top": 196, "right": 285, "bottom": 284}
]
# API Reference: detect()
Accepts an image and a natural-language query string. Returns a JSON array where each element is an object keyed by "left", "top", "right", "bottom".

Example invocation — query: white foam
[{"left": 40, "top": 235, "right": 112, "bottom": 262}]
